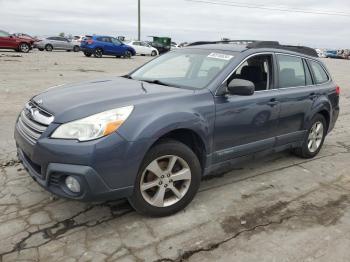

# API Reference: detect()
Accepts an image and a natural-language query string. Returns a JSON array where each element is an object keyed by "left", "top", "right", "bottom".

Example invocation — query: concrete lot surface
[{"left": 0, "top": 51, "right": 349, "bottom": 262}]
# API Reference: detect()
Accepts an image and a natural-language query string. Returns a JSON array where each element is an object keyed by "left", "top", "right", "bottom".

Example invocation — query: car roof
[
  {"left": 184, "top": 44, "right": 319, "bottom": 60},
  {"left": 185, "top": 44, "right": 247, "bottom": 52}
]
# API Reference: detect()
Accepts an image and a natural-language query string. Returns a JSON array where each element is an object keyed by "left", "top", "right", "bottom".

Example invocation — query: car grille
[{"left": 16, "top": 102, "right": 54, "bottom": 144}]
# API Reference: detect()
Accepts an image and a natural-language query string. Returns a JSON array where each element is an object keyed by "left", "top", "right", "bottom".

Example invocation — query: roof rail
[
  {"left": 247, "top": 41, "right": 318, "bottom": 57},
  {"left": 186, "top": 40, "right": 318, "bottom": 57},
  {"left": 187, "top": 40, "right": 258, "bottom": 46}
]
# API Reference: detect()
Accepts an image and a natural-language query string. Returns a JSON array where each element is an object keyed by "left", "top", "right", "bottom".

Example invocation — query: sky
[{"left": 0, "top": 0, "right": 349, "bottom": 48}]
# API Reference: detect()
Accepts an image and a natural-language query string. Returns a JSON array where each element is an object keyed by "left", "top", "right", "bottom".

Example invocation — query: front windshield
[{"left": 130, "top": 49, "right": 236, "bottom": 89}]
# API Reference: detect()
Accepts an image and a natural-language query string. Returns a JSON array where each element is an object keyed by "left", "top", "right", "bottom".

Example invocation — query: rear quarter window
[{"left": 310, "top": 61, "right": 329, "bottom": 84}]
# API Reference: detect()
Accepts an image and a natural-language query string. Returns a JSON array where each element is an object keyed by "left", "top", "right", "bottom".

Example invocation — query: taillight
[
  {"left": 336, "top": 86, "right": 340, "bottom": 95},
  {"left": 87, "top": 40, "right": 94, "bottom": 45}
]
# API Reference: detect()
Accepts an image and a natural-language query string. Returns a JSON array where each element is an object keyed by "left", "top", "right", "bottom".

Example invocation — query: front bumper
[{"left": 14, "top": 124, "right": 148, "bottom": 201}]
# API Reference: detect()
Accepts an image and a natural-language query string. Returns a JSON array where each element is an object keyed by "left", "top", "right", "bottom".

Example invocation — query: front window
[
  {"left": 130, "top": 50, "right": 235, "bottom": 89},
  {"left": 111, "top": 38, "right": 122, "bottom": 45}
]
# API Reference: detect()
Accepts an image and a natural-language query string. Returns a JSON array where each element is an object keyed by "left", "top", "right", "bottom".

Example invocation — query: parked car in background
[
  {"left": 124, "top": 40, "right": 158, "bottom": 56},
  {"left": 324, "top": 50, "right": 339, "bottom": 59},
  {"left": 15, "top": 41, "right": 339, "bottom": 217},
  {"left": 13, "top": 33, "right": 39, "bottom": 44},
  {"left": 35, "top": 36, "right": 80, "bottom": 52},
  {"left": 171, "top": 42, "right": 179, "bottom": 50},
  {"left": 0, "top": 30, "right": 34, "bottom": 53},
  {"left": 73, "top": 35, "right": 85, "bottom": 43},
  {"left": 80, "top": 35, "right": 136, "bottom": 58}
]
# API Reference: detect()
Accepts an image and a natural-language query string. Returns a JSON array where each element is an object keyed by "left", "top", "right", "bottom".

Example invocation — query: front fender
[{"left": 117, "top": 92, "right": 215, "bottom": 154}]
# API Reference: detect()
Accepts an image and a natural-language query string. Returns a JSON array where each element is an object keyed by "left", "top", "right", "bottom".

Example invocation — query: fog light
[{"left": 65, "top": 176, "right": 81, "bottom": 193}]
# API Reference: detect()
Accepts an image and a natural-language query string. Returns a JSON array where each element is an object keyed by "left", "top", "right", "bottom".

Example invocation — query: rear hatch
[{"left": 80, "top": 35, "right": 93, "bottom": 47}]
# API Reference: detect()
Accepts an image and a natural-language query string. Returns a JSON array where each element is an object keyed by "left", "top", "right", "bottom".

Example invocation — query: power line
[{"left": 185, "top": 0, "right": 350, "bottom": 17}]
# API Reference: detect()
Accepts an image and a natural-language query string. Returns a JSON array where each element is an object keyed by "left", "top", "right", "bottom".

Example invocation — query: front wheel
[
  {"left": 84, "top": 51, "right": 92, "bottom": 57},
  {"left": 293, "top": 114, "right": 327, "bottom": 158},
  {"left": 151, "top": 50, "right": 157, "bottom": 56},
  {"left": 128, "top": 140, "right": 201, "bottom": 217},
  {"left": 123, "top": 50, "right": 132, "bottom": 58},
  {"left": 19, "top": 43, "right": 30, "bottom": 53}
]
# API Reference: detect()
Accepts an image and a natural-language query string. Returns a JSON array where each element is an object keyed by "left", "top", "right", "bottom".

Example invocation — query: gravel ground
[{"left": 0, "top": 50, "right": 349, "bottom": 262}]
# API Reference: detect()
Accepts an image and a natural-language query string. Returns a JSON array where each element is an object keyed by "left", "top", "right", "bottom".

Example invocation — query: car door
[
  {"left": 49, "top": 37, "right": 61, "bottom": 49},
  {"left": 132, "top": 41, "right": 142, "bottom": 54},
  {"left": 274, "top": 54, "right": 317, "bottom": 146},
  {"left": 0, "top": 31, "right": 16, "bottom": 48},
  {"left": 213, "top": 54, "right": 281, "bottom": 163},
  {"left": 110, "top": 38, "right": 125, "bottom": 55},
  {"left": 140, "top": 42, "right": 151, "bottom": 55}
]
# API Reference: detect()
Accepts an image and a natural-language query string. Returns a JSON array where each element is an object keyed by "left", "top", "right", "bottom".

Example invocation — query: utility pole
[{"left": 138, "top": 0, "right": 141, "bottom": 40}]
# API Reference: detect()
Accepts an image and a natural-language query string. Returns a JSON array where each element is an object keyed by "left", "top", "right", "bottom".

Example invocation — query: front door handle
[{"left": 267, "top": 98, "right": 279, "bottom": 107}]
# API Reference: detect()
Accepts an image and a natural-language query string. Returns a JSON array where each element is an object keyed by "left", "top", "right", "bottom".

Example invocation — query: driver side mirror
[{"left": 227, "top": 79, "right": 255, "bottom": 96}]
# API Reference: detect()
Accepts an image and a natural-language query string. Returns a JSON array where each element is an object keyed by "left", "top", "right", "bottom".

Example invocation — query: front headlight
[{"left": 51, "top": 106, "right": 134, "bottom": 141}]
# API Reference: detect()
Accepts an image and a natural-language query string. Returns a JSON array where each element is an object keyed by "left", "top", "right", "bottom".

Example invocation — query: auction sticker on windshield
[{"left": 207, "top": 53, "right": 234, "bottom": 60}]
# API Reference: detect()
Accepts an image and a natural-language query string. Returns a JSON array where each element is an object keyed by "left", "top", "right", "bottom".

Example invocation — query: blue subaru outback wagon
[{"left": 15, "top": 41, "right": 340, "bottom": 216}]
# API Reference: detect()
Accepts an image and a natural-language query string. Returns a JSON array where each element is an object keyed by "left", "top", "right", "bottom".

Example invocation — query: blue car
[
  {"left": 15, "top": 41, "right": 340, "bottom": 217},
  {"left": 324, "top": 50, "right": 339, "bottom": 59},
  {"left": 80, "top": 35, "right": 136, "bottom": 58}
]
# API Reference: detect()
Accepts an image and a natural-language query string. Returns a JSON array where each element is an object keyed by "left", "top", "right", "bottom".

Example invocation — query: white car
[{"left": 125, "top": 41, "right": 158, "bottom": 56}]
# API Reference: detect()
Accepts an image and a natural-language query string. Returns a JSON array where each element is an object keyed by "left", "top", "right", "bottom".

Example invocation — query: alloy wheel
[
  {"left": 140, "top": 155, "right": 191, "bottom": 207},
  {"left": 20, "top": 43, "right": 29, "bottom": 53},
  {"left": 307, "top": 121, "right": 324, "bottom": 153}
]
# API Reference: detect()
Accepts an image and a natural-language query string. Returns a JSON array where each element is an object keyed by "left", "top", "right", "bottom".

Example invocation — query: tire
[
  {"left": 116, "top": 55, "right": 121, "bottom": 58},
  {"left": 45, "top": 44, "right": 53, "bottom": 51},
  {"left": 293, "top": 114, "right": 327, "bottom": 158},
  {"left": 38, "top": 48, "right": 44, "bottom": 51},
  {"left": 128, "top": 140, "right": 201, "bottom": 217},
  {"left": 84, "top": 52, "right": 92, "bottom": 57},
  {"left": 19, "top": 43, "right": 30, "bottom": 53},
  {"left": 94, "top": 48, "right": 103, "bottom": 58},
  {"left": 73, "top": 46, "right": 80, "bottom": 52},
  {"left": 123, "top": 50, "right": 132, "bottom": 59},
  {"left": 151, "top": 50, "right": 157, "bottom": 56}
]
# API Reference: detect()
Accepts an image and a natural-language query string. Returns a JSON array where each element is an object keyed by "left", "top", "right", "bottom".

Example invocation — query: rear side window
[
  {"left": 277, "top": 55, "right": 305, "bottom": 88},
  {"left": 310, "top": 61, "right": 329, "bottom": 84}
]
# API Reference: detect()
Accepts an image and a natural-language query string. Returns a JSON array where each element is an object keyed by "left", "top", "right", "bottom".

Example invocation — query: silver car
[{"left": 36, "top": 36, "right": 80, "bottom": 52}]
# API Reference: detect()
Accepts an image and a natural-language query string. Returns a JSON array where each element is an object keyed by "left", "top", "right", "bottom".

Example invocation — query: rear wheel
[
  {"left": 19, "top": 43, "right": 30, "bottom": 53},
  {"left": 45, "top": 44, "right": 53, "bottom": 51},
  {"left": 128, "top": 140, "right": 201, "bottom": 217},
  {"left": 94, "top": 48, "right": 103, "bottom": 58},
  {"left": 73, "top": 46, "right": 80, "bottom": 52},
  {"left": 293, "top": 114, "right": 326, "bottom": 158},
  {"left": 38, "top": 48, "right": 44, "bottom": 51},
  {"left": 84, "top": 51, "right": 92, "bottom": 57},
  {"left": 151, "top": 50, "right": 157, "bottom": 56}
]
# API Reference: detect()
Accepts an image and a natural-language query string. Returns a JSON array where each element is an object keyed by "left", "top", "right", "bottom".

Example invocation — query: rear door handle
[{"left": 267, "top": 98, "right": 279, "bottom": 107}]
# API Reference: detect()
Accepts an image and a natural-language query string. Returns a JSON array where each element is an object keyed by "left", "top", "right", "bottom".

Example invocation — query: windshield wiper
[
  {"left": 142, "top": 79, "right": 181, "bottom": 88},
  {"left": 122, "top": 74, "right": 133, "bottom": 79}
]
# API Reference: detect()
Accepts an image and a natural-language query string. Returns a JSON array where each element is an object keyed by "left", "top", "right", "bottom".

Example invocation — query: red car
[{"left": 0, "top": 30, "right": 34, "bottom": 53}]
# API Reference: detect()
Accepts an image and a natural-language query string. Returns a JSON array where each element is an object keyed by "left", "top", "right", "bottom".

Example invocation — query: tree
[{"left": 59, "top": 32, "right": 65, "bottom": 37}]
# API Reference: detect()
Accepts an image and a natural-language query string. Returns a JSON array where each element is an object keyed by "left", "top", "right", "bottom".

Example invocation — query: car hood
[{"left": 32, "top": 76, "right": 193, "bottom": 123}]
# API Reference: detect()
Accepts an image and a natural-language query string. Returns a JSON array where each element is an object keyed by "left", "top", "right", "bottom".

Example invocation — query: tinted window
[
  {"left": 47, "top": 37, "right": 55, "bottom": 40},
  {"left": 310, "top": 61, "right": 329, "bottom": 84},
  {"left": 133, "top": 41, "right": 141, "bottom": 46},
  {"left": 97, "top": 37, "right": 111, "bottom": 43},
  {"left": 277, "top": 55, "right": 306, "bottom": 88}
]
